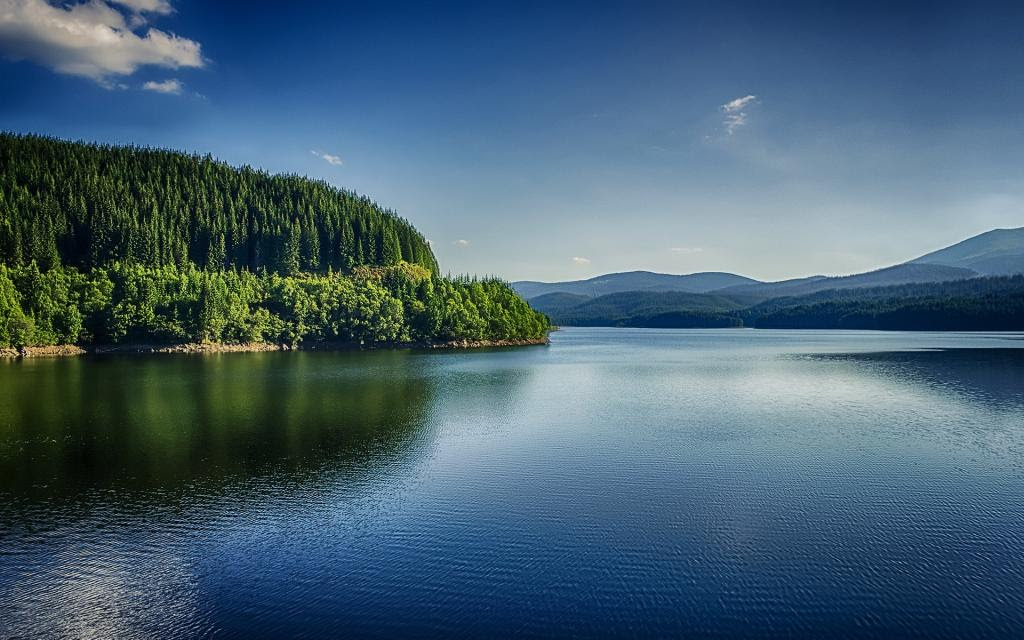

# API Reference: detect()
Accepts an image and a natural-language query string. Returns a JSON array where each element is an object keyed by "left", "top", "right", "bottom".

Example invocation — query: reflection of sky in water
[{"left": 1, "top": 329, "right": 1023, "bottom": 638}]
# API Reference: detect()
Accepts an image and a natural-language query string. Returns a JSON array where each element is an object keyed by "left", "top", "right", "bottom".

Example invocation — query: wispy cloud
[
  {"left": 310, "top": 149, "right": 342, "bottom": 166},
  {"left": 0, "top": 0, "right": 204, "bottom": 86},
  {"left": 111, "top": 0, "right": 173, "bottom": 14},
  {"left": 721, "top": 94, "right": 757, "bottom": 135},
  {"left": 572, "top": 256, "right": 590, "bottom": 265},
  {"left": 453, "top": 239, "right": 470, "bottom": 247},
  {"left": 142, "top": 78, "right": 181, "bottom": 94},
  {"left": 110, "top": 0, "right": 173, "bottom": 27},
  {"left": 722, "top": 95, "right": 756, "bottom": 112},
  {"left": 670, "top": 247, "right": 704, "bottom": 254}
]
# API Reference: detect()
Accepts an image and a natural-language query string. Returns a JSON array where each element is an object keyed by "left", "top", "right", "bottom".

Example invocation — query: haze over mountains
[
  {"left": 515, "top": 227, "right": 1024, "bottom": 300},
  {"left": 515, "top": 227, "right": 1024, "bottom": 330}
]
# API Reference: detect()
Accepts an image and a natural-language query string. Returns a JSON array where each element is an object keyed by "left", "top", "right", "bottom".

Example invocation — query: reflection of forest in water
[
  {"left": 0, "top": 351, "right": 451, "bottom": 510},
  {"left": 811, "top": 348, "right": 1024, "bottom": 410}
]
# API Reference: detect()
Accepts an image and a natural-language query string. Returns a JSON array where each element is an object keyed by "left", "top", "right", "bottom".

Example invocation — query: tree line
[{"left": 0, "top": 262, "right": 549, "bottom": 348}]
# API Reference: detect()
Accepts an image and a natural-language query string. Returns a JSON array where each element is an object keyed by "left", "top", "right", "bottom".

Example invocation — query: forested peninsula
[{"left": 0, "top": 134, "right": 549, "bottom": 355}]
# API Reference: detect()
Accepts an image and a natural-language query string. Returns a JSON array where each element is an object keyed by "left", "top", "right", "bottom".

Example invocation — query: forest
[
  {"left": 529, "top": 290, "right": 752, "bottom": 328},
  {"left": 746, "top": 276, "right": 1024, "bottom": 330},
  {"left": 530, "top": 275, "right": 1024, "bottom": 331},
  {"left": 0, "top": 134, "right": 549, "bottom": 349}
]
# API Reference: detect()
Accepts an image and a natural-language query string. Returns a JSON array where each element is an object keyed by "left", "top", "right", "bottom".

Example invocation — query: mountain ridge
[
  {"left": 715, "top": 263, "right": 979, "bottom": 298},
  {"left": 909, "top": 226, "right": 1024, "bottom": 275},
  {"left": 514, "top": 227, "right": 1023, "bottom": 302},
  {"left": 513, "top": 270, "right": 760, "bottom": 300}
]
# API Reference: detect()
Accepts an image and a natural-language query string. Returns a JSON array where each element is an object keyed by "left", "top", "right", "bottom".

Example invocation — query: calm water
[{"left": 2, "top": 328, "right": 1024, "bottom": 639}]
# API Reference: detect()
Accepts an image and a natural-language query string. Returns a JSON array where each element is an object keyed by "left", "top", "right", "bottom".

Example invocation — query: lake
[{"left": 2, "top": 328, "right": 1023, "bottom": 638}]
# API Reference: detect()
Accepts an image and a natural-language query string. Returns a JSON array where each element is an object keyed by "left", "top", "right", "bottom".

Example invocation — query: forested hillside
[
  {"left": 530, "top": 290, "right": 754, "bottom": 327},
  {"left": 746, "top": 275, "right": 1024, "bottom": 330},
  {"left": 0, "top": 134, "right": 549, "bottom": 349},
  {"left": 535, "top": 276, "right": 1024, "bottom": 331},
  {"left": 0, "top": 133, "right": 437, "bottom": 274}
]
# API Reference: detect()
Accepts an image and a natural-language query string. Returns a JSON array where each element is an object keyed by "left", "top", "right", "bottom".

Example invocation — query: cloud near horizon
[
  {"left": 572, "top": 256, "right": 590, "bottom": 264},
  {"left": 670, "top": 247, "right": 704, "bottom": 254},
  {"left": 310, "top": 149, "right": 342, "bottom": 166},
  {"left": 720, "top": 94, "right": 756, "bottom": 134},
  {"left": 0, "top": 0, "right": 203, "bottom": 85},
  {"left": 453, "top": 239, "right": 470, "bottom": 247}
]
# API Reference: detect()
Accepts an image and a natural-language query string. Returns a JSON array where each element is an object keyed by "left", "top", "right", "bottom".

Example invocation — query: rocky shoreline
[{"left": 1, "top": 337, "right": 549, "bottom": 359}]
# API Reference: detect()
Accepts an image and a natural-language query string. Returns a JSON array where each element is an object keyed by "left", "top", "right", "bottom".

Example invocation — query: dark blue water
[{"left": 2, "top": 328, "right": 1024, "bottom": 638}]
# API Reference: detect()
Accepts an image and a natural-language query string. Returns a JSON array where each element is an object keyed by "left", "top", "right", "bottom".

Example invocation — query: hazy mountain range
[
  {"left": 515, "top": 227, "right": 1024, "bottom": 329},
  {"left": 512, "top": 271, "right": 758, "bottom": 299}
]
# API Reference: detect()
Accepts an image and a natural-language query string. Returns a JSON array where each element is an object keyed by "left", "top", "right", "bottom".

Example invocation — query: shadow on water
[
  {"left": 0, "top": 350, "right": 439, "bottom": 515},
  {"left": 0, "top": 348, "right": 542, "bottom": 639},
  {"left": 805, "top": 348, "right": 1024, "bottom": 410}
]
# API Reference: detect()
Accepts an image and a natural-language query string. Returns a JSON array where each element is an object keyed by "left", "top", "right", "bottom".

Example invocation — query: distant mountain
[
  {"left": 909, "top": 227, "right": 1024, "bottom": 275},
  {"left": 536, "top": 275, "right": 1024, "bottom": 330},
  {"left": 522, "top": 227, "right": 1023, "bottom": 330},
  {"left": 715, "top": 263, "right": 978, "bottom": 298},
  {"left": 531, "top": 290, "right": 756, "bottom": 327},
  {"left": 513, "top": 271, "right": 760, "bottom": 300},
  {"left": 745, "top": 275, "right": 1024, "bottom": 318},
  {"left": 527, "top": 292, "right": 592, "bottom": 317}
]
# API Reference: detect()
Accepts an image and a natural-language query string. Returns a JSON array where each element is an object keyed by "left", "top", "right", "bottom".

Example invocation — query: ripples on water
[{"left": 1, "top": 328, "right": 1023, "bottom": 638}]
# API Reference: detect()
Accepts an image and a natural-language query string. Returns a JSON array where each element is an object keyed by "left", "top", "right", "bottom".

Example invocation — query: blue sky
[{"left": 2, "top": 0, "right": 1023, "bottom": 281}]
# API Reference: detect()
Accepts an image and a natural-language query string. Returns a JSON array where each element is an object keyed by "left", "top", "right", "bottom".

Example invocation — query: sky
[{"left": 1, "top": 0, "right": 1023, "bottom": 282}]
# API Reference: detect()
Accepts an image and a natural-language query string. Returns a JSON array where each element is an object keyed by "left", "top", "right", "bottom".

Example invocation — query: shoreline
[{"left": 0, "top": 337, "right": 550, "bottom": 359}]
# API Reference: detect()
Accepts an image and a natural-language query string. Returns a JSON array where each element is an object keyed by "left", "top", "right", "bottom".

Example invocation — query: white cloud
[
  {"left": 142, "top": 77, "right": 180, "bottom": 94},
  {"left": 0, "top": 0, "right": 203, "bottom": 85},
  {"left": 310, "top": 149, "right": 342, "bottom": 166},
  {"left": 572, "top": 256, "right": 590, "bottom": 264},
  {"left": 722, "top": 95, "right": 756, "bottom": 112},
  {"left": 720, "top": 94, "right": 757, "bottom": 134},
  {"left": 671, "top": 247, "right": 704, "bottom": 254},
  {"left": 453, "top": 239, "right": 470, "bottom": 247}
]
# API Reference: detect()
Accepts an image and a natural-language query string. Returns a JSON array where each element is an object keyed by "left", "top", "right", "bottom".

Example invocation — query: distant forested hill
[
  {"left": 0, "top": 134, "right": 548, "bottom": 349},
  {"left": 536, "top": 276, "right": 1024, "bottom": 331},
  {"left": 746, "top": 275, "right": 1024, "bottom": 330},
  {"left": 530, "top": 290, "right": 753, "bottom": 327}
]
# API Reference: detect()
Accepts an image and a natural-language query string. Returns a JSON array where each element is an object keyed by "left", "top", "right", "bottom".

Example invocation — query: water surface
[{"left": 2, "top": 328, "right": 1023, "bottom": 638}]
